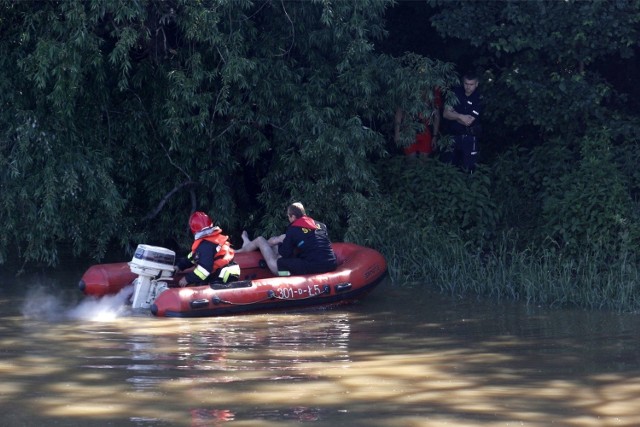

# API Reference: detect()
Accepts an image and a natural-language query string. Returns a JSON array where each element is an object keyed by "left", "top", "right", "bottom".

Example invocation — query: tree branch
[{"left": 144, "top": 180, "right": 196, "bottom": 221}]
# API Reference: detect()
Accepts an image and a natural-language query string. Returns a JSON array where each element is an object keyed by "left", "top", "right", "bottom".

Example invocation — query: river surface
[{"left": 1, "top": 266, "right": 640, "bottom": 427}]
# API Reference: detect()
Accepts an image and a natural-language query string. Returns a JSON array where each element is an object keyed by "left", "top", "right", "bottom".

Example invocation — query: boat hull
[{"left": 79, "top": 242, "right": 387, "bottom": 317}]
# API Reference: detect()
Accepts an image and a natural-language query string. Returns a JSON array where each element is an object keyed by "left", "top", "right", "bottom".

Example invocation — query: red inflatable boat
[{"left": 79, "top": 242, "right": 387, "bottom": 318}]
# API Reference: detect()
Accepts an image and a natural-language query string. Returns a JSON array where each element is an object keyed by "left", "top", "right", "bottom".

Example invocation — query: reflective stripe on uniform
[
  {"left": 194, "top": 264, "right": 210, "bottom": 280},
  {"left": 218, "top": 264, "right": 240, "bottom": 283}
]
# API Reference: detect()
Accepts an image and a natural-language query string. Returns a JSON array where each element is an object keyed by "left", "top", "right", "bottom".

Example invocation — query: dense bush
[
  {"left": 491, "top": 130, "right": 640, "bottom": 261},
  {"left": 2, "top": 1, "right": 640, "bottom": 311},
  {"left": 345, "top": 147, "right": 640, "bottom": 311},
  {"left": 345, "top": 156, "right": 498, "bottom": 282},
  {"left": 539, "top": 131, "right": 640, "bottom": 262}
]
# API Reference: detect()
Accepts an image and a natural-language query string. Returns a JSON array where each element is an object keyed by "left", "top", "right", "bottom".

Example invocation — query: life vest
[
  {"left": 290, "top": 216, "right": 320, "bottom": 231},
  {"left": 190, "top": 227, "right": 235, "bottom": 274}
]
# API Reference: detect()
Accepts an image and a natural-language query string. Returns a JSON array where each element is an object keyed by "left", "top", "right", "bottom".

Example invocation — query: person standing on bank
[
  {"left": 177, "top": 211, "right": 240, "bottom": 287},
  {"left": 395, "top": 88, "right": 443, "bottom": 159},
  {"left": 442, "top": 72, "right": 483, "bottom": 171},
  {"left": 236, "top": 202, "right": 337, "bottom": 276}
]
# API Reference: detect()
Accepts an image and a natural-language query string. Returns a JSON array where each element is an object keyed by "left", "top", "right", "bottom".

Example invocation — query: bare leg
[
  {"left": 241, "top": 230, "right": 251, "bottom": 247},
  {"left": 236, "top": 231, "right": 261, "bottom": 253},
  {"left": 237, "top": 232, "right": 285, "bottom": 254},
  {"left": 253, "top": 236, "right": 280, "bottom": 275}
]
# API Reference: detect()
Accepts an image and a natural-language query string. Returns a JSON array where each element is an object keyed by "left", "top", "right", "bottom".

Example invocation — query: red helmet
[{"left": 189, "top": 211, "right": 213, "bottom": 234}]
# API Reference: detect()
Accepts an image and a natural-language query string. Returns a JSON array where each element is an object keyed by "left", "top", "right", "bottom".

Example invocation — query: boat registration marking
[{"left": 277, "top": 284, "right": 324, "bottom": 299}]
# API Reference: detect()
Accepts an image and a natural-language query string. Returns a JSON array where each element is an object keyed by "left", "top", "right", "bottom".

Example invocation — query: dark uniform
[
  {"left": 443, "top": 85, "right": 483, "bottom": 171},
  {"left": 277, "top": 216, "right": 337, "bottom": 275},
  {"left": 177, "top": 226, "right": 239, "bottom": 285}
]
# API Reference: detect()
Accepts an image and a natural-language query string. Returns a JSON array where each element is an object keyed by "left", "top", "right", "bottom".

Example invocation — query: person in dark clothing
[
  {"left": 176, "top": 211, "right": 240, "bottom": 287},
  {"left": 236, "top": 202, "right": 337, "bottom": 276},
  {"left": 442, "top": 72, "right": 483, "bottom": 171}
]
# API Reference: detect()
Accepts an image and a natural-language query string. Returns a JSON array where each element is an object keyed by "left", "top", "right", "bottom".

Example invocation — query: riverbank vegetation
[{"left": 1, "top": 1, "right": 639, "bottom": 310}]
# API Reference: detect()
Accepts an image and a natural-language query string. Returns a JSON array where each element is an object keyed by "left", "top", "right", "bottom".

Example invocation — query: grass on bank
[
  {"left": 341, "top": 152, "right": 640, "bottom": 313},
  {"left": 344, "top": 186, "right": 640, "bottom": 314},
  {"left": 373, "top": 226, "right": 640, "bottom": 313}
]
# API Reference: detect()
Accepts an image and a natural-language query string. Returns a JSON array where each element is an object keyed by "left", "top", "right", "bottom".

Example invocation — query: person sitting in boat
[
  {"left": 176, "top": 211, "right": 240, "bottom": 287},
  {"left": 236, "top": 202, "right": 337, "bottom": 276}
]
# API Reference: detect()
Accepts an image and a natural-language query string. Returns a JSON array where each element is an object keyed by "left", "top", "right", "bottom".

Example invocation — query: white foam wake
[
  {"left": 66, "top": 285, "right": 134, "bottom": 321},
  {"left": 21, "top": 285, "right": 134, "bottom": 322}
]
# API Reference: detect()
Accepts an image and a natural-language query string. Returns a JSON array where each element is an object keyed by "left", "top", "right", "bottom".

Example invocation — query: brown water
[{"left": 1, "top": 270, "right": 640, "bottom": 427}]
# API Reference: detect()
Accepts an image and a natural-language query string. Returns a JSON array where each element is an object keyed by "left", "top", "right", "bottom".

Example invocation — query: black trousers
[{"left": 449, "top": 135, "right": 478, "bottom": 171}]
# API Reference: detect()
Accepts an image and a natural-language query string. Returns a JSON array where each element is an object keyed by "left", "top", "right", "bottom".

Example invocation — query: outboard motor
[{"left": 128, "top": 244, "right": 176, "bottom": 309}]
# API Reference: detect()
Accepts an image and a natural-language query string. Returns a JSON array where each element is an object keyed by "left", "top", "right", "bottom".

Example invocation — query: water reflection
[{"left": 2, "top": 273, "right": 640, "bottom": 426}]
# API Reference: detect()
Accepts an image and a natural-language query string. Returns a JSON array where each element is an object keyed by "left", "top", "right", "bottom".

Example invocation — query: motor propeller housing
[{"left": 128, "top": 244, "right": 176, "bottom": 309}]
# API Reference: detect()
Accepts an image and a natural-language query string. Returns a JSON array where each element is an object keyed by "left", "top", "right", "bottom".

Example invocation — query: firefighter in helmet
[{"left": 177, "top": 211, "right": 240, "bottom": 287}]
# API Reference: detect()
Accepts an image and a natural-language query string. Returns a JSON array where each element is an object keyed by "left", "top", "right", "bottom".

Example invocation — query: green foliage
[
  {"left": 376, "top": 157, "right": 500, "bottom": 250},
  {"left": 491, "top": 128, "right": 640, "bottom": 266},
  {"left": 2, "top": 0, "right": 412, "bottom": 265},
  {"left": 349, "top": 157, "right": 640, "bottom": 311},
  {"left": 0, "top": 0, "right": 455, "bottom": 265},
  {"left": 344, "top": 155, "right": 500, "bottom": 286},
  {"left": 343, "top": 187, "right": 466, "bottom": 286},
  {"left": 490, "top": 139, "right": 575, "bottom": 247},
  {"left": 539, "top": 130, "right": 640, "bottom": 263},
  {"left": 457, "top": 236, "right": 640, "bottom": 312},
  {"left": 609, "top": 115, "right": 640, "bottom": 201},
  {"left": 429, "top": 0, "right": 640, "bottom": 143},
  {"left": 2, "top": 0, "right": 640, "bottom": 313},
  {"left": 0, "top": 0, "right": 135, "bottom": 265}
]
